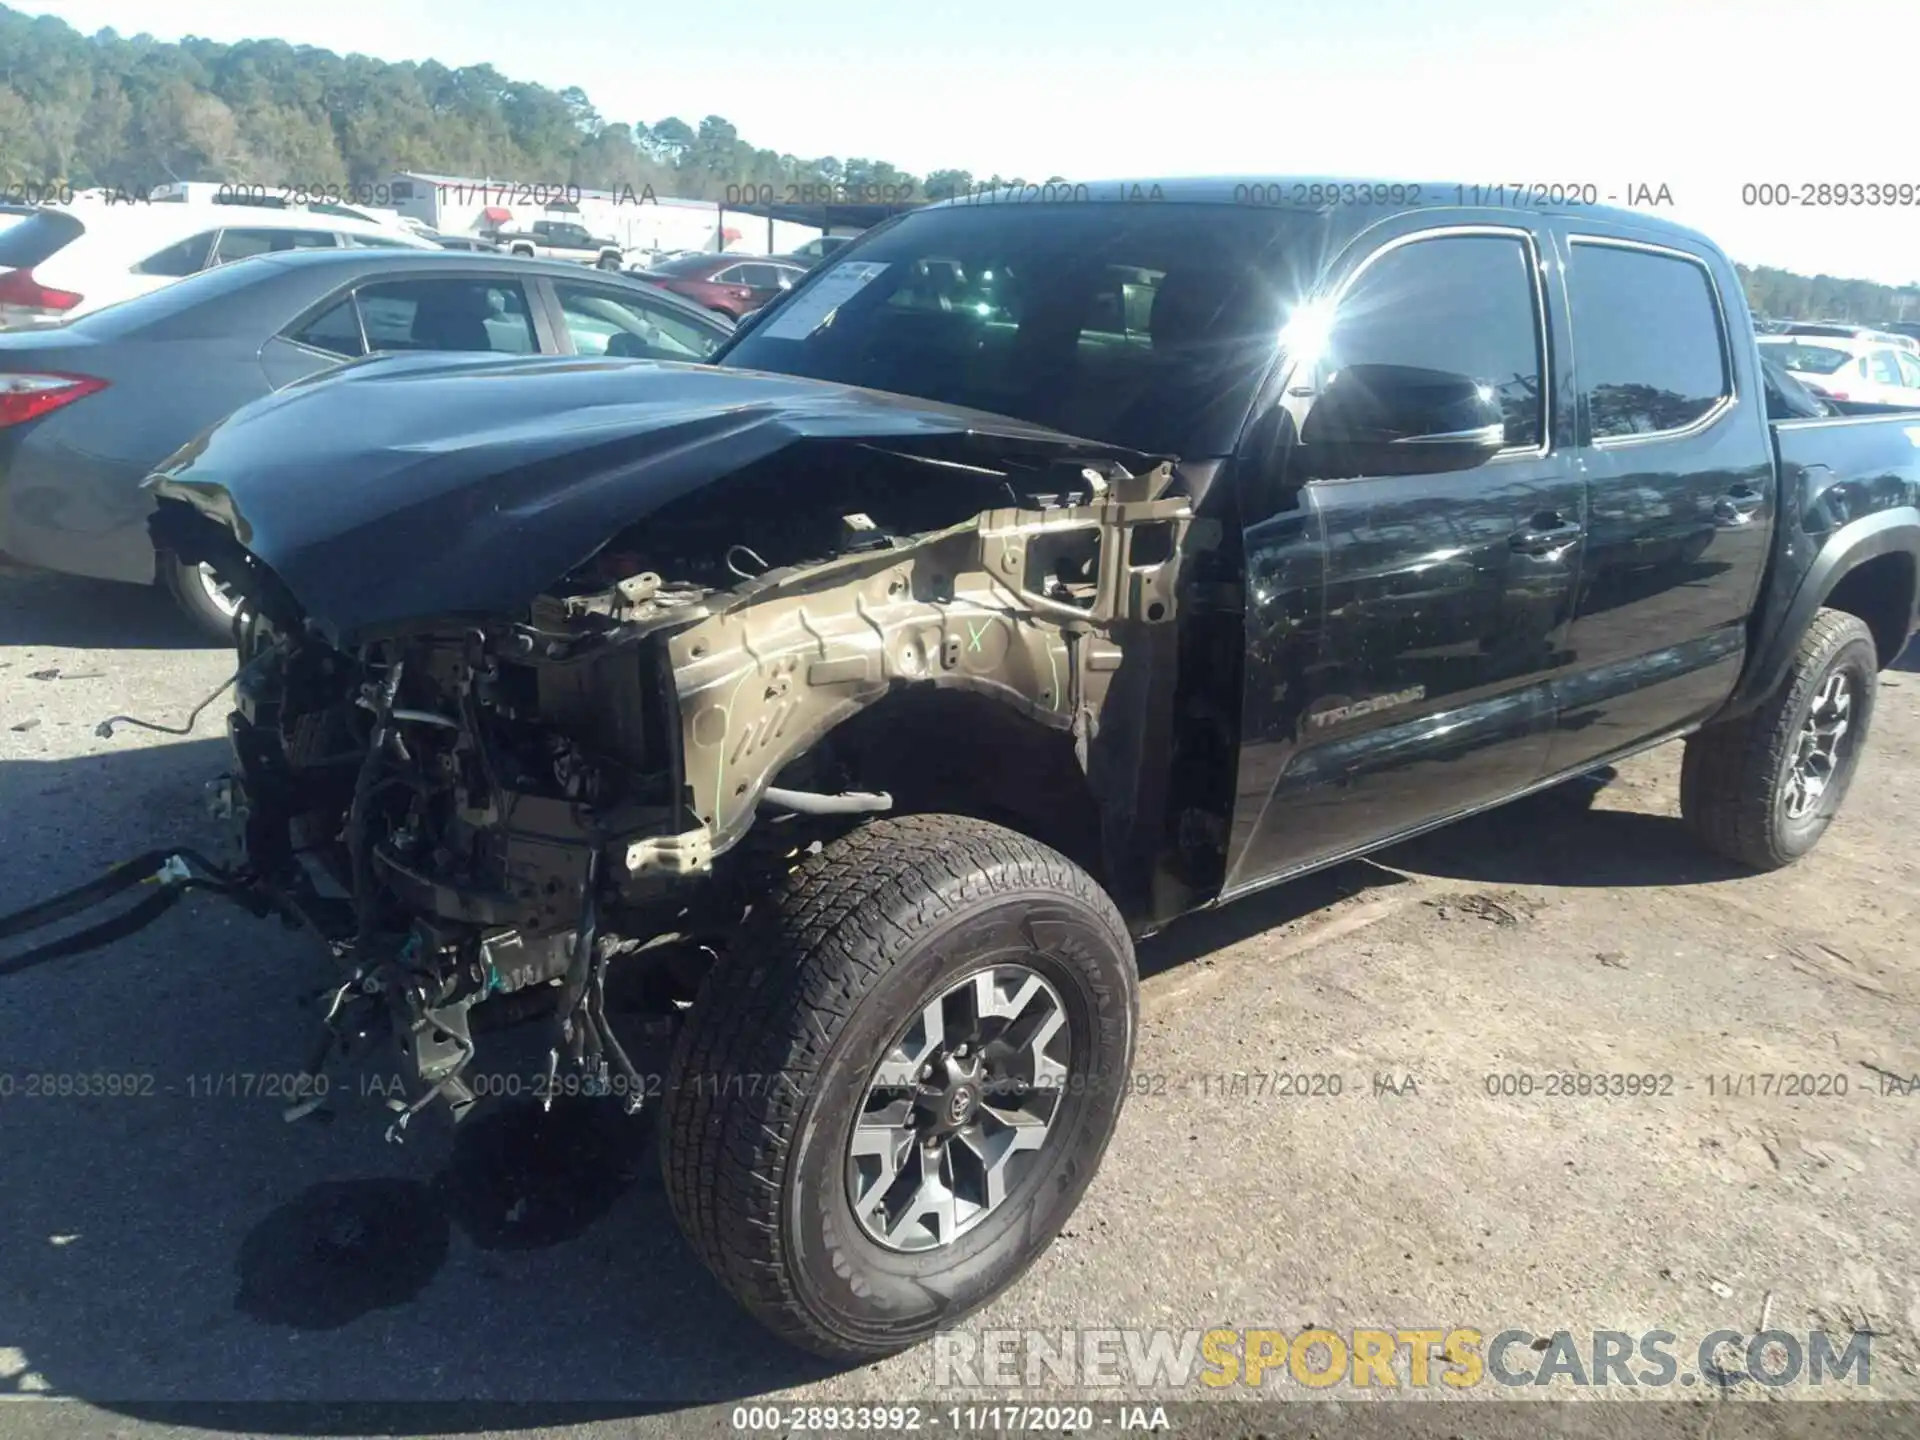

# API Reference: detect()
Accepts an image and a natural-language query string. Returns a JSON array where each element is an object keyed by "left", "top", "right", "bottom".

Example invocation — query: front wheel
[
  {"left": 659, "top": 814, "right": 1137, "bottom": 1360},
  {"left": 160, "top": 553, "right": 242, "bottom": 644},
  {"left": 1680, "top": 608, "right": 1877, "bottom": 869}
]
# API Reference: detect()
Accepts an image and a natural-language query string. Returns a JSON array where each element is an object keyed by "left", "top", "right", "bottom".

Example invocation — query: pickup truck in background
[
  {"left": 148, "top": 179, "right": 1920, "bottom": 1363},
  {"left": 490, "top": 217, "right": 625, "bottom": 269}
]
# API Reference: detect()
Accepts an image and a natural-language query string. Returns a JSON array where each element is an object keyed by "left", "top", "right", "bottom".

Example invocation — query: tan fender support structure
[{"left": 657, "top": 463, "right": 1188, "bottom": 860}]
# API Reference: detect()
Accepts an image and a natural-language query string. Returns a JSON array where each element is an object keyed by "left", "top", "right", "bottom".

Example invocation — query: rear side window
[
  {"left": 1567, "top": 241, "right": 1730, "bottom": 439},
  {"left": 1868, "top": 350, "right": 1903, "bottom": 385},
  {"left": 0, "top": 210, "right": 87, "bottom": 269},
  {"left": 212, "top": 228, "right": 338, "bottom": 265},
  {"left": 1320, "top": 233, "right": 1545, "bottom": 449},
  {"left": 352, "top": 278, "right": 536, "bottom": 354},
  {"left": 1759, "top": 341, "right": 1853, "bottom": 375},
  {"left": 133, "top": 231, "right": 217, "bottom": 277},
  {"left": 289, "top": 297, "right": 366, "bottom": 358}
]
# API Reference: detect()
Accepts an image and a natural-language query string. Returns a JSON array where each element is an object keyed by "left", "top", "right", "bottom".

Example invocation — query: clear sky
[{"left": 20, "top": 0, "right": 1920, "bottom": 286}]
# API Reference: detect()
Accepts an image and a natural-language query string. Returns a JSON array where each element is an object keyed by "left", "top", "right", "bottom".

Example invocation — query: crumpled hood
[{"left": 147, "top": 353, "right": 1164, "bottom": 644}]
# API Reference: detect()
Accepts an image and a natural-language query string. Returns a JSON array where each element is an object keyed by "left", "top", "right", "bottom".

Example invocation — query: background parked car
[
  {"left": 0, "top": 201, "right": 437, "bottom": 328},
  {"left": 1757, "top": 333, "right": 1920, "bottom": 406},
  {"left": 635, "top": 252, "right": 809, "bottom": 318},
  {"left": 488, "top": 217, "right": 625, "bottom": 269},
  {"left": 428, "top": 233, "right": 504, "bottom": 252},
  {"left": 0, "top": 249, "right": 731, "bottom": 635},
  {"left": 1778, "top": 320, "right": 1920, "bottom": 354},
  {"left": 775, "top": 234, "right": 853, "bottom": 267}
]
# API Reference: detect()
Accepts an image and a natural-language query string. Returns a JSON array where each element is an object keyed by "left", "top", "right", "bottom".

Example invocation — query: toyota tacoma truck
[
  {"left": 138, "top": 179, "right": 1920, "bottom": 1361},
  {"left": 493, "top": 217, "right": 625, "bottom": 269}
]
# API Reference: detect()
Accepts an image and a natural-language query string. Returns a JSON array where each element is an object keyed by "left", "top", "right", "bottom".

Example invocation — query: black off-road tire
[
  {"left": 659, "top": 814, "right": 1137, "bottom": 1360},
  {"left": 1680, "top": 608, "right": 1878, "bottom": 870}
]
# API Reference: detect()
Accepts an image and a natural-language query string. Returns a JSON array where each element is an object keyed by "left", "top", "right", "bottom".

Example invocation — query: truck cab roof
[{"left": 923, "top": 175, "right": 1714, "bottom": 252}]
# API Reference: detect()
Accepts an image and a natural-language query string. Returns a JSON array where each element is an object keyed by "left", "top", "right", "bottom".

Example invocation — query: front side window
[
  {"left": 554, "top": 283, "right": 722, "bottom": 361},
  {"left": 1897, "top": 351, "right": 1920, "bottom": 389},
  {"left": 352, "top": 277, "right": 536, "bottom": 353},
  {"left": 1567, "top": 240, "right": 1730, "bottom": 439},
  {"left": 1318, "top": 233, "right": 1545, "bottom": 449}
]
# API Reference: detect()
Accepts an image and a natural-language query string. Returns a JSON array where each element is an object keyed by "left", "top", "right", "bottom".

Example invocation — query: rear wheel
[
  {"left": 1680, "top": 608, "right": 1877, "bottom": 869},
  {"left": 659, "top": 814, "right": 1137, "bottom": 1359},
  {"left": 160, "top": 554, "right": 241, "bottom": 644}
]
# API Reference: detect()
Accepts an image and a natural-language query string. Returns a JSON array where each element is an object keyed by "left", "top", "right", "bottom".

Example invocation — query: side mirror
[{"left": 1298, "top": 363, "right": 1507, "bottom": 477}]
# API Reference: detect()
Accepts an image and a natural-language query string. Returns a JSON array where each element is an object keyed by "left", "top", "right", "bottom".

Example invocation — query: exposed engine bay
[{"left": 149, "top": 440, "right": 1198, "bottom": 1131}]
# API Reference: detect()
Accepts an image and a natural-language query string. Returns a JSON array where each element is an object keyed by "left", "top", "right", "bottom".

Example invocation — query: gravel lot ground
[{"left": 2, "top": 562, "right": 1917, "bottom": 1440}]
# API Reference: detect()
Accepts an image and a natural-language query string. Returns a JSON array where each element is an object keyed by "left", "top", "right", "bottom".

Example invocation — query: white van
[{"left": 0, "top": 202, "right": 436, "bottom": 328}]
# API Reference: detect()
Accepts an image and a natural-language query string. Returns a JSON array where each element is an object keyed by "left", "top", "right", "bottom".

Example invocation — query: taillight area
[
  {"left": 0, "top": 372, "right": 108, "bottom": 429},
  {"left": 0, "top": 267, "right": 84, "bottom": 325}
]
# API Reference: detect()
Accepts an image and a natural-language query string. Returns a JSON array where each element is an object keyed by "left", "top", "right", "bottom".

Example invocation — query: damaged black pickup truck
[{"left": 135, "top": 181, "right": 1919, "bottom": 1359}]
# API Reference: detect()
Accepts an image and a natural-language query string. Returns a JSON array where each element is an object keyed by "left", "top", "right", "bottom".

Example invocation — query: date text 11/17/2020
[{"left": 1231, "top": 182, "right": 1675, "bottom": 208}]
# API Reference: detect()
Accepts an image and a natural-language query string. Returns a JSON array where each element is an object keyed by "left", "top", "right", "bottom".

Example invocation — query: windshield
[
  {"left": 720, "top": 202, "right": 1327, "bottom": 457},
  {"left": 1759, "top": 339, "right": 1854, "bottom": 375},
  {"left": 650, "top": 253, "right": 724, "bottom": 276}
]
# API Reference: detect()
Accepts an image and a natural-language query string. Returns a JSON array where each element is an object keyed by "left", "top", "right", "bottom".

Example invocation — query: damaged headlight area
[{"left": 140, "top": 435, "right": 1192, "bottom": 1137}]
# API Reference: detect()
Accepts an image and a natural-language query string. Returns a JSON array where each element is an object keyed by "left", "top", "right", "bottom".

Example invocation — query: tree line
[
  {"left": 1738, "top": 264, "right": 1920, "bottom": 326},
  {"left": 0, "top": 5, "right": 988, "bottom": 204},
  {"left": 2, "top": 5, "right": 1913, "bottom": 319}
]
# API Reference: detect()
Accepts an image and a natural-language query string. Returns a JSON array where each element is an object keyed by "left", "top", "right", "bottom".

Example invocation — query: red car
[{"left": 638, "top": 253, "right": 809, "bottom": 319}]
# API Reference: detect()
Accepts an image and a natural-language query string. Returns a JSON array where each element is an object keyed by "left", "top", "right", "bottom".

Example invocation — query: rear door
[
  {"left": 1228, "top": 220, "right": 1585, "bottom": 889},
  {"left": 261, "top": 271, "right": 554, "bottom": 387},
  {"left": 1542, "top": 231, "right": 1773, "bottom": 771}
]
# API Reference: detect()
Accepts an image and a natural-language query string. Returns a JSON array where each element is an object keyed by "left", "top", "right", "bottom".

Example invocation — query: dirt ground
[{"left": 1, "top": 563, "right": 1916, "bottom": 1439}]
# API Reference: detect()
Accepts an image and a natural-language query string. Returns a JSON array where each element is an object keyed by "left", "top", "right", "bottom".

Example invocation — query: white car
[
  {"left": 0, "top": 202, "right": 437, "bottom": 328},
  {"left": 1756, "top": 334, "right": 1920, "bottom": 407},
  {"left": 1778, "top": 321, "right": 1920, "bottom": 356}
]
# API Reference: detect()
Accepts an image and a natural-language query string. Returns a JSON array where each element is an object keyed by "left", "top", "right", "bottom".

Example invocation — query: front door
[{"left": 1226, "top": 222, "right": 1585, "bottom": 892}]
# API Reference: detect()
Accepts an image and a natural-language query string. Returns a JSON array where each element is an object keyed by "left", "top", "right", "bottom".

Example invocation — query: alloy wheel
[
  {"left": 1784, "top": 669, "right": 1854, "bottom": 821},
  {"left": 847, "top": 965, "right": 1070, "bottom": 1253},
  {"left": 196, "top": 564, "right": 244, "bottom": 621}
]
